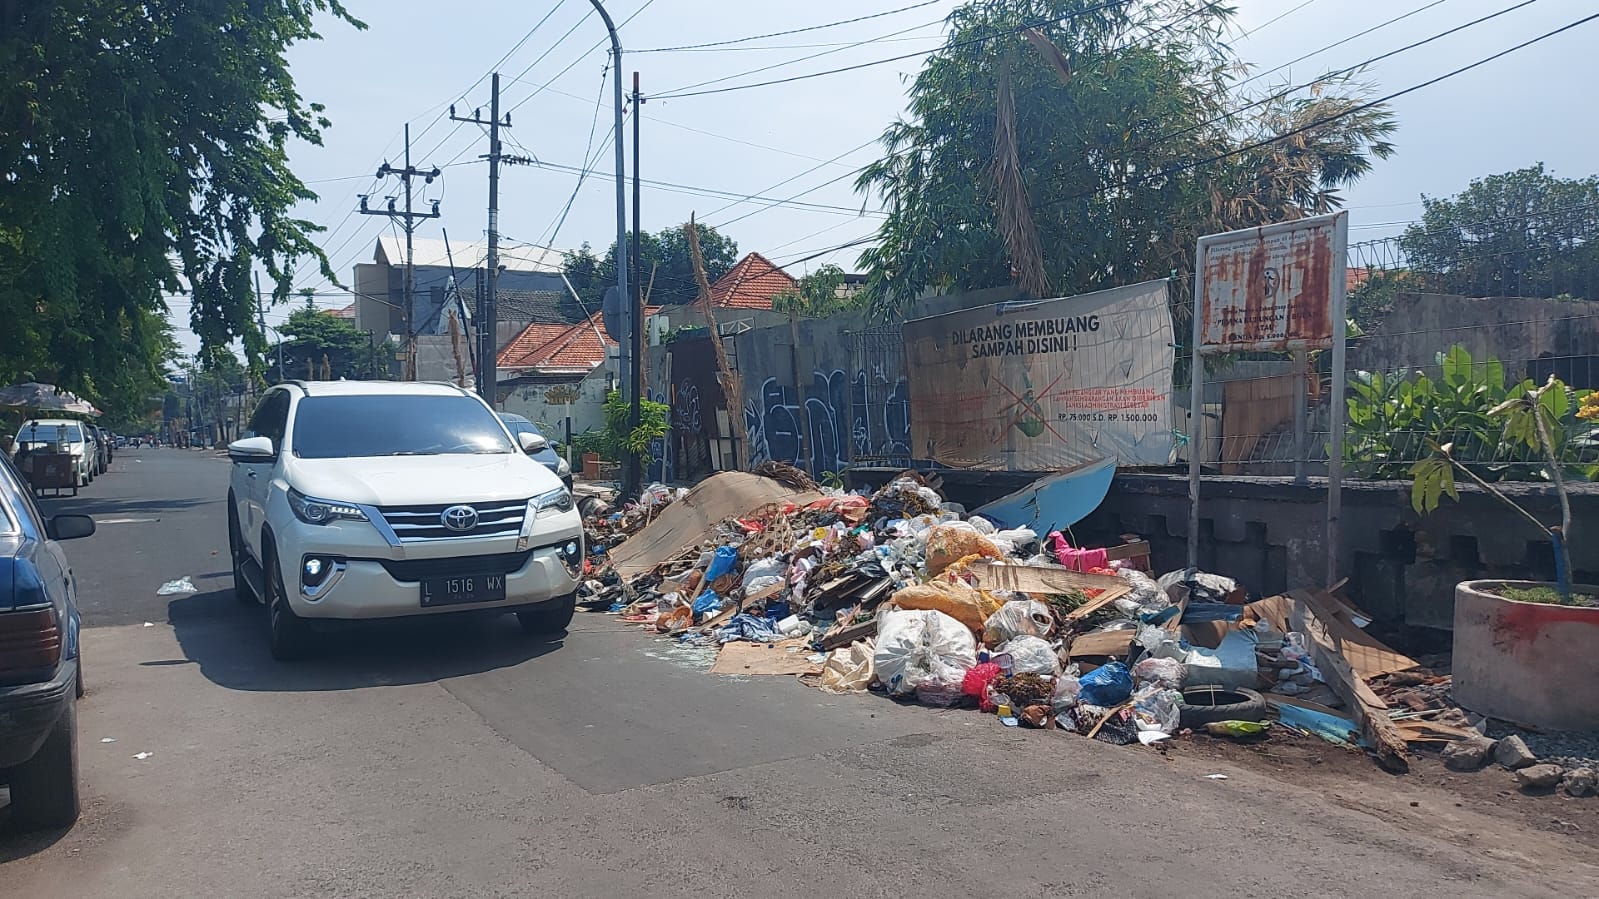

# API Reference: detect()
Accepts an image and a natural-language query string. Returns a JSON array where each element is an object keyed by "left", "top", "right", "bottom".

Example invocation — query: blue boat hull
[{"left": 973, "top": 457, "right": 1117, "bottom": 533}]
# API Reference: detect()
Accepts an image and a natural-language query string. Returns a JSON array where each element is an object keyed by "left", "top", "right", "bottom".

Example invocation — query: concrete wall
[
  {"left": 1354, "top": 293, "right": 1599, "bottom": 388},
  {"left": 500, "top": 363, "right": 614, "bottom": 440},
  {"left": 1072, "top": 473, "right": 1599, "bottom": 630}
]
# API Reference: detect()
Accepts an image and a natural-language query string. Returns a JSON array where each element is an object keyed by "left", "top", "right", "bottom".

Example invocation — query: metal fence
[
  {"left": 1188, "top": 207, "right": 1599, "bottom": 478},
  {"left": 846, "top": 324, "right": 914, "bottom": 470}
]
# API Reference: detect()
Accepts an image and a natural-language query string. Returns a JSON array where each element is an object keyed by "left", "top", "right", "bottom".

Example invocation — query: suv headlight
[
  {"left": 517, "top": 488, "right": 574, "bottom": 550},
  {"left": 287, "top": 488, "right": 367, "bottom": 525}
]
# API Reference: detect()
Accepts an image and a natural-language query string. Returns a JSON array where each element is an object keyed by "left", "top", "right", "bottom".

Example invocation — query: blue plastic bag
[
  {"left": 705, "top": 545, "right": 739, "bottom": 582},
  {"left": 1078, "top": 661, "right": 1133, "bottom": 706},
  {"left": 692, "top": 590, "right": 723, "bottom": 616}
]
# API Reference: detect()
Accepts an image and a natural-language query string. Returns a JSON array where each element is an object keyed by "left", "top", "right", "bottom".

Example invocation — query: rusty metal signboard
[
  {"left": 1197, "top": 213, "right": 1346, "bottom": 353},
  {"left": 1188, "top": 211, "right": 1349, "bottom": 586}
]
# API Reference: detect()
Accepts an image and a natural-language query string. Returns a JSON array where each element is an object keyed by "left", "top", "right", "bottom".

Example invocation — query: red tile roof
[
  {"left": 1346, "top": 266, "right": 1372, "bottom": 294},
  {"left": 330, "top": 302, "right": 357, "bottom": 319},
  {"left": 708, "top": 252, "right": 797, "bottom": 310},
  {"left": 499, "top": 307, "right": 662, "bottom": 372}
]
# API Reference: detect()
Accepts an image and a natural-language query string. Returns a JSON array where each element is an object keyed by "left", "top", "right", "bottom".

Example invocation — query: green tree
[
  {"left": 0, "top": 1, "right": 363, "bottom": 401},
  {"left": 772, "top": 265, "right": 857, "bottom": 318},
  {"left": 273, "top": 307, "right": 374, "bottom": 381},
  {"left": 562, "top": 224, "right": 739, "bottom": 314},
  {"left": 1398, "top": 164, "right": 1599, "bottom": 300},
  {"left": 854, "top": 0, "right": 1396, "bottom": 319}
]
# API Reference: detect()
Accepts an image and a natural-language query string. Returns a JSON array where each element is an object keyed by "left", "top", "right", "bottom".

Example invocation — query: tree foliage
[
  {"left": 1400, "top": 164, "right": 1599, "bottom": 299},
  {"left": 0, "top": 1, "right": 363, "bottom": 401},
  {"left": 772, "top": 264, "right": 861, "bottom": 319},
  {"left": 854, "top": 0, "right": 1396, "bottom": 319},
  {"left": 272, "top": 307, "right": 385, "bottom": 382},
  {"left": 562, "top": 224, "right": 739, "bottom": 313}
]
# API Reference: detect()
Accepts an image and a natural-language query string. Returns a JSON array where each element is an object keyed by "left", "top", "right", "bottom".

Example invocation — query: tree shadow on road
[
  {"left": 166, "top": 588, "right": 566, "bottom": 692},
  {"left": 37, "top": 496, "right": 215, "bottom": 517}
]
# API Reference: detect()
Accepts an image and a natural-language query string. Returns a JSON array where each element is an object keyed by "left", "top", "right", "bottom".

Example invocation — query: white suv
[{"left": 226, "top": 381, "right": 583, "bottom": 660}]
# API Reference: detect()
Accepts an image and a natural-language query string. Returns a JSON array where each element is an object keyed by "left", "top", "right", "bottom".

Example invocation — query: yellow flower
[{"left": 1580, "top": 395, "right": 1599, "bottom": 421}]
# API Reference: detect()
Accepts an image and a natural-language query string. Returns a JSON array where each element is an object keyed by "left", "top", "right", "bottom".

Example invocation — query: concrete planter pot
[{"left": 1453, "top": 579, "right": 1599, "bottom": 731}]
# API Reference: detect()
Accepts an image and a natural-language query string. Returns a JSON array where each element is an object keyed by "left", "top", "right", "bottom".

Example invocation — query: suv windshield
[
  {"left": 290, "top": 395, "right": 515, "bottom": 459},
  {"left": 17, "top": 423, "right": 83, "bottom": 450}
]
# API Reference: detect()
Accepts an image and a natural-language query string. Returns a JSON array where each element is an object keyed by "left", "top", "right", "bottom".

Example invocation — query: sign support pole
[
  {"left": 1187, "top": 270, "right": 1206, "bottom": 573},
  {"left": 1326, "top": 212, "right": 1350, "bottom": 587}
]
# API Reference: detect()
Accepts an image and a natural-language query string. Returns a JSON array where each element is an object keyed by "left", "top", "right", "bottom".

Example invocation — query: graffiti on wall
[{"left": 743, "top": 368, "right": 913, "bottom": 477}]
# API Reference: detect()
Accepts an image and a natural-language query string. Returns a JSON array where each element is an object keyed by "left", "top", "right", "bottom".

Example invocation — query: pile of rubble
[{"left": 576, "top": 468, "right": 1592, "bottom": 793}]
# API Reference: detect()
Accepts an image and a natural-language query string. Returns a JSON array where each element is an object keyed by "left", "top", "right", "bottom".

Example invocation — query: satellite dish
[{"left": 601, "top": 286, "right": 622, "bottom": 341}]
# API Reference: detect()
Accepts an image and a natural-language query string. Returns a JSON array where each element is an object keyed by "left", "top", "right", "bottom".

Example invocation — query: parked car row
[
  {"left": 6, "top": 420, "right": 122, "bottom": 496},
  {"left": 0, "top": 449, "right": 96, "bottom": 831}
]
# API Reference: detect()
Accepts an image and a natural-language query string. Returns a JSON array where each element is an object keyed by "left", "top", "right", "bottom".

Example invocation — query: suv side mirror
[
  {"left": 229, "top": 436, "right": 275, "bottom": 461},
  {"left": 47, "top": 514, "right": 96, "bottom": 541},
  {"left": 518, "top": 431, "right": 548, "bottom": 453}
]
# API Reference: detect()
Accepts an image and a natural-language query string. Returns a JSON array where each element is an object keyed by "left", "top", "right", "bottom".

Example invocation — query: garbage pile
[{"left": 580, "top": 470, "right": 1550, "bottom": 783}]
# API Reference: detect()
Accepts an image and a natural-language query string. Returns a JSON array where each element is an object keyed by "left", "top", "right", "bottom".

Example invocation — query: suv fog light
[
  {"left": 300, "top": 555, "right": 345, "bottom": 598},
  {"left": 557, "top": 539, "right": 584, "bottom": 578}
]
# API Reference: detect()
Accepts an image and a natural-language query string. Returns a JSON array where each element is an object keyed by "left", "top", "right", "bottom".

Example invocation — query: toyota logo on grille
[{"left": 440, "top": 505, "right": 479, "bottom": 532}]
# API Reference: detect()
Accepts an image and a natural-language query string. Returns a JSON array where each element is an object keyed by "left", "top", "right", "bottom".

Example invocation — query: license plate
[{"left": 420, "top": 574, "right": 507, "bottom": 607}]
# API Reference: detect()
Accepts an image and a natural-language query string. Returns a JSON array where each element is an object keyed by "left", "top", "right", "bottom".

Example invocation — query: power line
[
  {"left": 633, "top": 1, "right": 944, "bottom": 53},
  {"left": 1044, "top": 10, "right": 1599, "bottom": 211},
  {"left": 1234, "top": 0, "right": 1456, "bottom": 91},
  {"left": 649, "top": 0, "right": 1141, "bottom": 100},
  {"left": 504, "top": 0, "right": 658, "bottom": 117},
  {"left": 1234, "top": 0, "right": 1320, "bottom": 40},
  {"left": 656, "top": 15, "right": 948, "bottom": 97}
]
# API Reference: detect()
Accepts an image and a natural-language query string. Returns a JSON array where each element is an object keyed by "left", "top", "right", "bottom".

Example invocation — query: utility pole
[
  {"left": 584, "top": 1, "right": 630, "bottom": 447},
  {"left": 360, "top": 123, "right": 440, "bottom": 380},
  {"left": 626, "top": 71, "right": 644, "bottom": 497},
  {"left": 452, "top": 74, "right": 534, "bottom": 407}
]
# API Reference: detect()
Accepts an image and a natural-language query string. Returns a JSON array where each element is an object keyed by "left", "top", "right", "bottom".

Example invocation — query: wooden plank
[
  {"left": 710, "top": 639, "right": 823, "bottom": 676},
  {"left": 1285, "top": 589, "right": 1409, "bottom": 772},
  {"left": 1068, "top": 630, "right": 1134, "bottom": 658},
  {"left": 821, "top": 617, "right": 879, "bottom": 651},
  {"left": 968, "top": 561, "right": 1130, "bottom": 611},
  {"left": 1295, "top": 589, "right": 1419, "bottom": 681},
  {"left": 1103, "top": 540, "right": 1151, "bottom": 563}
]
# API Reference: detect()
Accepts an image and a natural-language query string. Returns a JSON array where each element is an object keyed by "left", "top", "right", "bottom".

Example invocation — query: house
[
  {"left": 351, "top": 236, "right": 583, "bottom": 345},
  {"left": 646, "top": 252, "right": 798, "bottom": 345},
  {"left": 495, "top": 308, "right": 658, "bottom": 437}
]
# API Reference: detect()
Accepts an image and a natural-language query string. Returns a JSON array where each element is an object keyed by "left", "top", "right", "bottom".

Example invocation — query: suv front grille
[
  {"left": 376, "top": 499, "right": 527, "bottom": 542},
  {"left": 379, "top": 550, "right": 533, "bottom": 582}
]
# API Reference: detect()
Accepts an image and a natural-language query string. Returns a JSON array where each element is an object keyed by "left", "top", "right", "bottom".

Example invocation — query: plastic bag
[
  {"left": 1078, "top": 661, "right": 1133, "bottom": 706},
  {"left": 704, "top": 545, "right": 739, "bottom": 582},
  {"left": 1133, "top": 685, "right": 1183, "bottom": 734},
  {"left": 1119, "top": 568, "right": 1166, "bottom": 611},
  {"left": 999, "top": 636, "right": 1060, "bottom": 676},
  {"left": 1131, "top": 656, "right": 1186, "bottom": 691},
  {"left": 819, "top": 639, "right": 875, "bottom": 693},
  {"left": 1205, "top": 720, "right": 1271, "bottom": 738},
  {"left": 962, "top": 661, "right": 1003, "bottom": 701},
  {"left": 924, "top": 522, "right": 1002, "bottom": 576},
  {"left": 692, "top": 590, "right": 724, "bottom": 617},
  {"left": 717, "top": 613, "right": 782, "bottom": 644},
  {"left": 742, "top": 557, "right": 786, "bottom": 590},
  {"left": 891, "top": 576, "right": 1003, "bottom": 634},
  {"left": 982, "top": 599, "right": 1056, "bottom": 645},
  {"left": 966, "top": 516, "right": 997, "bottom": 535},
  {"left": 1052, "top": 673, "right": 1082, "bottom": 712},
  {"left": 873, "top": 609, "right": 978, "bottom": 697}
]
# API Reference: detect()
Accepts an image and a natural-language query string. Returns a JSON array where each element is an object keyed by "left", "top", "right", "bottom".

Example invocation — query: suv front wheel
[
  {"left": 264, "top": 545, "right": 312, "bottom": 661},
  {"left": 516, "top": 593, "right": 576, "bottom": 636}
]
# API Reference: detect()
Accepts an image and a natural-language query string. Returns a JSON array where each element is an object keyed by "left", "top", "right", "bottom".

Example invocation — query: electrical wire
[
  {"left": 649, "top": 0, "right": 1141, "bottom": 100},
  {"left": 505, "top": 0, "right": 659, "bottom": 117},
  {"left": 1233, "top": 0, "right": 1456, "bottom": 91},
  {"left": 1234, "top": 0, "right": 1320, "bottom": 41},
  {"left": 633, "top": 1, "right": 944, "bottom": 53}
]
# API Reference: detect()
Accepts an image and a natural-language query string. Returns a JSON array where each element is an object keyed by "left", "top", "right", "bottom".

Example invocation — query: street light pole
[{"left": 586, "top": 0, "right": 630, "bottom": 450}]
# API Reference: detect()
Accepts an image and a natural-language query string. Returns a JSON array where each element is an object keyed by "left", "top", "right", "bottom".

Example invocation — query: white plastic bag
[
  {"left": 873, "top": 609, "right": 977, "bottom": 696},
  {"left": 999, "top": 636, "right": 1060, "bottom": 676},
  {"left": 982, "top": 599, "right": 1056, "bottom": 644},
  {"left": 1132, "top": 685, "right": 1183, "bottom": 734},
  {"left": 819, "top": 639, "right": 875, "bottom": 693}
]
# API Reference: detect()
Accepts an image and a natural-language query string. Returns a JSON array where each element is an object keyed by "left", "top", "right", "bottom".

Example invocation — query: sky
[{"left": 166, "top": 0, "right": 1599, "bottom": 356}]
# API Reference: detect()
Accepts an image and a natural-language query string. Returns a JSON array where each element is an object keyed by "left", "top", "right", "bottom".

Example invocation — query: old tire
[
  {"left": 1178, "top": 686, "right": 1267, "bottom": 730},
  {"left": 265, "top": 549, "right": 312, "bottom": 661},
  {"left": 517, "top": 594, "right": 576, "bottom": 636},
  {"left": 7, "top": 697, "right": 81, "bottom": 831}
]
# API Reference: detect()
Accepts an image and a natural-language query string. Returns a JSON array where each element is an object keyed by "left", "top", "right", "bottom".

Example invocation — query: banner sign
[
  {"left": 904, "top": 280, "right": 1175, "bottom": 471},
  {"left": 1196, "top": 212, "right": 1346, "bottom": 353}
]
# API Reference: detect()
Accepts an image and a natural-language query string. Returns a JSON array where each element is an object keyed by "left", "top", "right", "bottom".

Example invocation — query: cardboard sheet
[
  {"left": 609, "top": 472, "right": 821, "bottom": 579},
  {"left": 710, "top": 639, "right": 822, "bottom": 676},
  {"left": 967, "top": 562, "right": 1130, "bottom": 613}
]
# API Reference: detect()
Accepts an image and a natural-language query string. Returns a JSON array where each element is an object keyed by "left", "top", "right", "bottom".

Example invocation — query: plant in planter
[{"left": 1402, "top": 363, "right": 1599, "bottom": 730}]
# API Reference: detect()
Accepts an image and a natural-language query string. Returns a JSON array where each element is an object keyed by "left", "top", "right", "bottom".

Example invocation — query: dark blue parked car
[
  {"left": 498, "top": 413, "right": 572, "bottom": 490},
  {"left": 0, "top": 451, "right": 95, "bottom": 830}
]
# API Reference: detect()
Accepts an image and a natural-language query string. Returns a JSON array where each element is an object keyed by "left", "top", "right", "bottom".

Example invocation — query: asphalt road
[{"left": 2, "top": 450, "right": 1597, "bottom": 897}]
